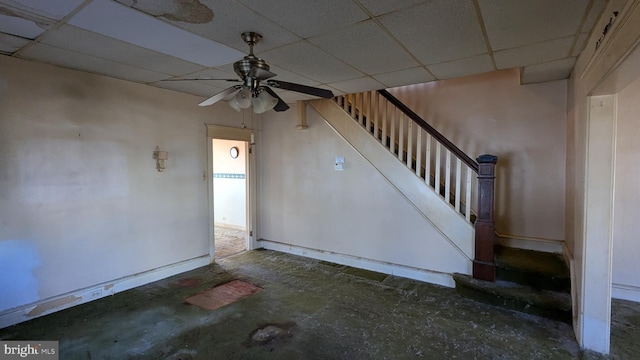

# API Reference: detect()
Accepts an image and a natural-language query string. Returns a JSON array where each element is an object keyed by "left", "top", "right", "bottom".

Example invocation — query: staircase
[
  {"left": 309, "top": 90, "right": 572, "bottom": 324},
  {"left": 453, "top": 246, "right": 572, "bottom": 323}
]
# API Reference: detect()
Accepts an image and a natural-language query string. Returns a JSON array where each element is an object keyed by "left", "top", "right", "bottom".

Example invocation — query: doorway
[{"left": 212, "top": 138, "right": 249, "bottom": 259}]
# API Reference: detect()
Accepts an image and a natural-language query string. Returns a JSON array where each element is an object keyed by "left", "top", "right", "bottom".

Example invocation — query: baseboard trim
[
  {"left": 0, "top": 255, "right": 210, "bottom": 329},
  {"left": 259, "top": 240, "right": 455, "bottom": 288},
  {"left": 612, "top": 283, "right": 640, "bottom": 302},
  {"left": 496, "top": 232, "right": 564, "bottom": 253}
]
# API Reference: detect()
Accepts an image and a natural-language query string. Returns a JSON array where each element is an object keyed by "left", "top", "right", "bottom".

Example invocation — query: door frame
[{"left": 206, "top": 125, "right": 257, "bottom": 262}]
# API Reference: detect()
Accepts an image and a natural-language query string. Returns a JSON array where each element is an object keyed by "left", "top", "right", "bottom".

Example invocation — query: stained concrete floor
[{"left": 1, "top": 250, "right": 638, "bottom": 359}]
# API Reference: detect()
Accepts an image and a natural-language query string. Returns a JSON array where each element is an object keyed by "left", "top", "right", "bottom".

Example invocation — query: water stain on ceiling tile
[{"left": 128, "top": 0, "right": 214, "bottom": 24}]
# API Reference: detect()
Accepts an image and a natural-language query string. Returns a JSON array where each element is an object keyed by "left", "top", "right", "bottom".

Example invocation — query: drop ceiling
[{"left": 0, "top": 0, "right": 607, "bottom": 102}]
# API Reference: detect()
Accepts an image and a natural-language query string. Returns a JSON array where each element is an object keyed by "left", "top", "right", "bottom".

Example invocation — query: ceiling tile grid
[
  {"left": 0, "top": 0, "right": 607, "bottom": 102},
  {"left": 117, "top": 0, "right": 302, "bottom": 52},
  {"left": 379, "top": 0, "right": 488, "bottom": 65},
  {"left": 261, "top": 41, "right": 364, "bottom": 84},
  {"left": 478, "top": 0, "right": 590, "bottom": 50},
  {"left": 494, "top": 36, "right": 575, "bottom": 70},
  {"left": 40, "top": 25, "right": 206, "bottom": 76},
  {"left": 428, "top": 54, "right": 494, "bottom": 80},
  {"left": 237, "top": 0, "right": 370, "bottom": 39},
  {"left": 309, "top": 20, "right": 418, "bottom": 75},
  {"left": 0, "top": 32, "right": 30, "bottom": 54},
  {"left": 20, "top": 43, "right": 169, "bottom": 83},
  {"left": 521, "top": 57, "right": 577, "bottom": 84},
  {"left": 373, "top": 67, "right": 436, "bottom": 88}
]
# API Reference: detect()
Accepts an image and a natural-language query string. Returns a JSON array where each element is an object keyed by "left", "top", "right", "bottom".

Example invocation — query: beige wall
[
  {"left": 387, "top": 69, "right": 567, "bottom": 243},
  {"left": 0, "top": 56, "right": 242, "bottom": 314},
  {"left": 258, "top": 103, "right": 469, "bottom": 277},
  {"left": 613, "top": 75, "right": 640, "bottom": 293}
]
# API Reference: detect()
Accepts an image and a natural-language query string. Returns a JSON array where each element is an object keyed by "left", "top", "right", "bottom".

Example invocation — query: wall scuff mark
[{"left": 26, "top": 295, "right": 81, "bottom": 317}]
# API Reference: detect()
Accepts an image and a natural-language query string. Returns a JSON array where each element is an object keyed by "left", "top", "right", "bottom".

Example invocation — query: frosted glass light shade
[
  {"left": 234, "top": 88, "right": 252, "bottom": 109},
  {"left": 252, "top": 90, "right": 278, "bottom": 114}
]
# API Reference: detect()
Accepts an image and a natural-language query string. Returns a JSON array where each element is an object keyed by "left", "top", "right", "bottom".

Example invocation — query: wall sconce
[{"left": 153, "top": 146, "right": 168, "bottom": 172}]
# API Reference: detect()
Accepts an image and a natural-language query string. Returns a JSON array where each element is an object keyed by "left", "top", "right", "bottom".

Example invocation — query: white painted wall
[
  {"left": 258, "top": 103, "right": 470, "bottom": 279},
  {"left": 0, "top": 56, "right": 244, "bottom": 317},
  {"left": 565, "top": 0, "right": 639, "bottom": 353},
  {"left": 387, "top": 69, "right": 567, "bottom": 245},
  {"left": 212, "top": 139, "right": 246, "bottom": 229},
  {"left": 612, "top": 75, "right": 640, "bottom": 300}
]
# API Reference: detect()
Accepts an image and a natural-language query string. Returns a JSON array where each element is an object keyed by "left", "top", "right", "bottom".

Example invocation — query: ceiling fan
[{"left": 164, "top": 32, "right": 334, "bottom": 113}]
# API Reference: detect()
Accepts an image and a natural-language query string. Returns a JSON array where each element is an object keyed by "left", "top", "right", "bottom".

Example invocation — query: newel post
[{"left": 473, "top": 154, "right": 498, "bottom": 281}]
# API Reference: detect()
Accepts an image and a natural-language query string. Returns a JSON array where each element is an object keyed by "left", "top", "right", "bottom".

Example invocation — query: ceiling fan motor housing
[{"left": 234, "top": 56, "right": 270, "bottom": 92}]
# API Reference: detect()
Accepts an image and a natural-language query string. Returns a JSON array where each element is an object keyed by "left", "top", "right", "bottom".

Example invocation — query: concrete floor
[{"left": 1, "top": 250, "right": 638, "bottom": 359}]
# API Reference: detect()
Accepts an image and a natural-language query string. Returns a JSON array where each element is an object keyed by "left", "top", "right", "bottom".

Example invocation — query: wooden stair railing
[{"left": 334, "top": 90, "right": 498, "bottom": 281}]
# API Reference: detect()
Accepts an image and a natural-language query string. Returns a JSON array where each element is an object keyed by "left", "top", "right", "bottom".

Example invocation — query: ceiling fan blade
[
  {"left": 162, "top": 78, "right": 241, "bottom": 82},
  {"left": 198, "top": 86, "right": 240, "bottom": 107},
  {"left": 248, "top": 67, "right": 277, "bottom": 80},
  {"left": 263, "top": 87, "right": 290, "bottom": 112},
  {"left": 266, "top": 80, "right": 334, "bottom": 99}
]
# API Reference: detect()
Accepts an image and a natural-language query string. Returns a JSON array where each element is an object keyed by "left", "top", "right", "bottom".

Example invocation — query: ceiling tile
[
  {"left": 521, "top": 57, "right": 576, "bottom": 84},
  {"left": 262, "top": 41, "right": 363, "bottom": 84},
  {"left": 266, "top": 66, "right": 320, "bottom": 87},
  {"left": 172, "top": 67, "right": 239, "bottom": 82},
  {"left": 309, "top": 20, "right": 418, "bottom": 75},
  {"left": 238, "top": 0, "right": 369, "bottom": 38},
  {"left": 19, "top": 43, "right": 168, "bottom": 83},
  {"left": 68, "top": 0, "right": 243, "bottom": 67},
  {"left": 572, "top": 33, "right": 589, "bottom": 57},
  {"left": 328, "top": 76, "right": 385, "bottom": 94},
  {"left": 479, "top": 0, "right": 589, "bottom": 50},
  {"left": 40, "top": 25, "right": 205, "bottom": 76},
  {"left": 373, "top": 67, "right": 435, "bottom": 88},
  {"left": 582, "top": 0, "right": 608, "bottom": 33},
  {"left": 0, "top": 32, "right": 31, "bottom": 53},
  {"left": 276, "top": 90, "right": 317, "bottom": 103},
  {"left": 150, "top": 80, "right": 226, "bottom": 98},
  {"left": 0, "top": 13, "right": 46, "bottom": 39},
  {"left": 118, "top": 0, "right": 301, "bottom": 52},
  {"left": 428, "top": 54, "right": 494, "bottom": 80},
  {"left": 494, "top": 36, "right": 573, "bottom": 69},
  {"left": 2, "top": 0, "right": 85, "bottom": 19},
  {"left": 358, "top": 0, "right": 429, "bottom": 16},
  {"left": 379, "top": 0, "right": 487, "bottom": 65}
]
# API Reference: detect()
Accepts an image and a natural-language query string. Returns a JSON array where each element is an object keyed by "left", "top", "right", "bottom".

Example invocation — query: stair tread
[
  {"left": 495, "top": 246, "right": 569, "bottom": 278},
  {"left": 452, "top": 273, "right": 571, "bottom": 311}
]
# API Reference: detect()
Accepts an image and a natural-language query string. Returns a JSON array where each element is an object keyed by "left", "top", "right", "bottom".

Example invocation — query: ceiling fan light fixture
[
  {"left": 227, "top": 98, "right": 242, "bottom": 112},
  {"left": 232, "top": 87, "right": 252, "bottom": 109},
  {"left": 252, "top": 90, "right": 278, "bottom": 114}
]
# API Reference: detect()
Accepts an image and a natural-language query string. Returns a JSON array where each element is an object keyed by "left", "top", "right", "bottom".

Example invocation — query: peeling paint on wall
[
  {"left": 129, "top": 0, "right": 214, "bottom": 24},
  {"left": 27, "top": 295, "right": 81, "bottom": 317}
]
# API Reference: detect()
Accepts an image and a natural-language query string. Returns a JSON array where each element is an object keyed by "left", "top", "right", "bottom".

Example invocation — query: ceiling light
[
  {"left": 252, "top": 90, "right": 278, "bottom": 114},
  {"left": 226, "top": 87, "right": 252, "bottom": 112}
]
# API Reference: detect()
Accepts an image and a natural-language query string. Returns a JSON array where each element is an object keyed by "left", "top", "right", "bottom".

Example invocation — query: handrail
[{"left": 378, "top": 89, "right": 479, "bottom": 173}]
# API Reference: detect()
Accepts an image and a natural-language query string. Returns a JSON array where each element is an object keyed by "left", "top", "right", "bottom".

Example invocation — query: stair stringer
[{"left": 310, "top": 99, "right": 474, "bottom": 261}]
